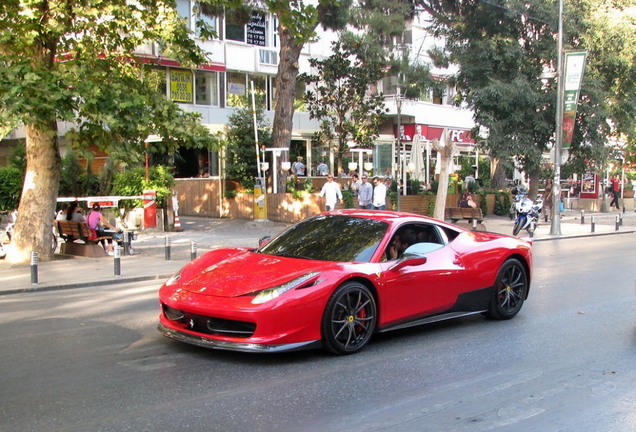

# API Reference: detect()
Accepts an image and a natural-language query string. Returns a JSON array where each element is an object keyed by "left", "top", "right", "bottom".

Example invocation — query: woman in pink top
[{"left": 87, "top": 203, "right": 119, "bottom": 255}]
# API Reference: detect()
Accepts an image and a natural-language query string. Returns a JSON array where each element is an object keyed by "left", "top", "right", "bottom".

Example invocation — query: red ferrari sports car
[{"left": 158, "top": 210, "right": 532, "bottom": 355}]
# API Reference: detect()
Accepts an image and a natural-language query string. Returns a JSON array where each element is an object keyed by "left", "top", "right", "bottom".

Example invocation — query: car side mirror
[
  {"left": 389, "top": 255, "right": 427, "bottom": 271},
  {"left": 258, "top": 236, "right": 272, "bottom": 247}
]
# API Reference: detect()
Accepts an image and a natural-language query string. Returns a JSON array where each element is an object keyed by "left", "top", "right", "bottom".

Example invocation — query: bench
[
  {"left": 446, "top": 207, "right": 484, "bottom": 223},
  {"left": 55, "top": 220, "right": 114, "bottom": 257}
]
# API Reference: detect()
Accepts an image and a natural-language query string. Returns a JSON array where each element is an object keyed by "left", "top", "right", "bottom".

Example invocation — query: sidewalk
[{"left": 0, "top": 211, "right": 634, "bottom": 296}]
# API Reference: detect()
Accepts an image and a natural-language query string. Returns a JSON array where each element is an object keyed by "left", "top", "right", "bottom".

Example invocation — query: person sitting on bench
[{"left": 87, "top": 203, "right": 121, "bottom": 255}]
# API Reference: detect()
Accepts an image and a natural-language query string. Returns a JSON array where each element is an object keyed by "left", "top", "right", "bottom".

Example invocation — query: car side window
[{"left": 383, "top": 222, "right": 446, "bottom": 261}]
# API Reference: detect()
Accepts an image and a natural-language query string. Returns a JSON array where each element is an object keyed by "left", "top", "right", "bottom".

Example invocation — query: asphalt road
[{"left": 1, "top": 235, "right": 635, "bottom": 432}]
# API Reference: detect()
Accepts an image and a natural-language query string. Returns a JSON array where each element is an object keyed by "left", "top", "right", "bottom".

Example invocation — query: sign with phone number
[{"left": 170, "top": 70, "right": 193, "bottom": 103}]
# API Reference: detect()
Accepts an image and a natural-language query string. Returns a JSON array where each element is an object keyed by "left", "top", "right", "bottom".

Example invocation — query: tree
[
  {"left": 223, "top": 104, "right": 273, "bottom": 188},
  {"left": 416, "top": 0, "right": 636, "bottom": 197},
  {"left": 301, "top": 41, "right": 387, "bottom": 174},
  {"left": 432, "top": 130, "right": 459, "bottom": 220},
  {"left": 0, "top": 0, "right": 217, "bottom": 262}
]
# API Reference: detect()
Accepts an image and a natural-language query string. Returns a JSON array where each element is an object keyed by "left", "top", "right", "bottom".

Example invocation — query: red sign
[
  {"left": 89, "top": 201, "right": 116, "bottom": 208},
  {"left": 394, "top": 124, "right": 474, "bottom": 144}
]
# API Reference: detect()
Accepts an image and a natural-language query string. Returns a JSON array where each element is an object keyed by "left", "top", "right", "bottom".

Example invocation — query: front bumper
[{"left": 158, "top": 322, "right": 320, "bottom": 353}]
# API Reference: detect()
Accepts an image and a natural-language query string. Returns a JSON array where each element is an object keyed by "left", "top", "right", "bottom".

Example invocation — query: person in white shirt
[
  {"left": 319, "top": 174, "right": 343, "bottom": 211},
  {"left": 372, "top": 176, "right": 387, "bottom": 210}
]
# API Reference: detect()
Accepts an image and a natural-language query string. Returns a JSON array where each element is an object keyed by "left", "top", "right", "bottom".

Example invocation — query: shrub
[
  {"left": 111, "top": 166, "right": 175, "bottom": 209},
  {"left": 342, "top": 189, "right": 354, "bottom": 208},
  {"left": 0, "top": 166, "right": 22, "bottom": 211}
]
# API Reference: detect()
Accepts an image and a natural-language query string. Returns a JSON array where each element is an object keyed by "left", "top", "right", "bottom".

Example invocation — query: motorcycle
[{"left": 512, "top": 193, "right": 543, "bottom": 236}]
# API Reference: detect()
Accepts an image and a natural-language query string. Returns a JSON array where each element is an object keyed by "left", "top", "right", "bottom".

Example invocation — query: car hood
[{"left": 176, "top": 248, "right": 331, "bottom": 297}]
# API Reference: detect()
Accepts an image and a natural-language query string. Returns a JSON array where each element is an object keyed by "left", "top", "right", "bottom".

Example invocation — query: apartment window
[
  {"left": 250, "top": 74, "right": 266, "bottom": 109},
  {"left": 176, "top": 0, "right": 192, "bottom": 30},
  {"left": 226, "top": 72, "right": 247, "bottom": 106},
  {"left": 225, "top": 72, "right": 270, "bottom": 108},
  {"left": 225, "top": 10, "right": 272, "bottom": 47},
  {"left": 195, "top": 71, "right": 218, "bottom": 105},
  {"left": 196, "top": 9, "right": 218, "bottom": 39},
  {"left": 225, "top": 9, "right": 246, "bottom": 42}
]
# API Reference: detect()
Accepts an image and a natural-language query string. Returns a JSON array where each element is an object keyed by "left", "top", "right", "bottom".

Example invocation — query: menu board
[{"left": 581, "top": 171, "right": 596, "bottom": 194}]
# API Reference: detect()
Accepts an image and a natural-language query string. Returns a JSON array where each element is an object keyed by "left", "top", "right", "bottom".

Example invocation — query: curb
[
  {"left": 529, "top": 229, "right": 635, "bottom": 242},
  {"left": 0, "top": 273, "right": 173, "bottom": 297}
]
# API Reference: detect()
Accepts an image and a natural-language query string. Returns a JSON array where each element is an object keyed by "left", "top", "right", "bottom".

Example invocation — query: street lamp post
[
  {"left": 396, "top": 87, "right": 403, "bottom": 211},
  {"left": 550, "top": 0, "right": 564, "bottom": 236}
]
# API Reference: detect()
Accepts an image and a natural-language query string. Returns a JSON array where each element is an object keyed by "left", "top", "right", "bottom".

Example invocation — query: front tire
[
  {"left": 486, "top": 258, "right": 528, "bottom": 320},
  {"left": 512, "top": 217, "right": 525, "bottom": 236},
  {"left": 321, "top": 282, "right": 377, "bottom": 355}
]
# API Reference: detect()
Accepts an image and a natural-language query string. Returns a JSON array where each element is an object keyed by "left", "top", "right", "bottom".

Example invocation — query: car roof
[{"left": 320, "top": 209, "right": 465, "bottom": 231}]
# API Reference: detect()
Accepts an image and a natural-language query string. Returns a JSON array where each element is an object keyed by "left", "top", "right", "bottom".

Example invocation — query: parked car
[{"left": 158, "top": 210, "right": 532, "bottom": 355}]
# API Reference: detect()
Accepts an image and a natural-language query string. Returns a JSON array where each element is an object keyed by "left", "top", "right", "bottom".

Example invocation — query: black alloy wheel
[
  {"left": 321, "top": 282, "right": 377, "bottom": 355},
  {"left": 487, "top": 258, "right": 528, "bottom": 320}
]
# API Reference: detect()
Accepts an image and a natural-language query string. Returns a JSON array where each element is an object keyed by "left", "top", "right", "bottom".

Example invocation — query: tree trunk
[
  {"left": 490, "top": 158, "right": 507, "bottom": 189},
  {"left": 7, "top": 121, "right": 61, "bottom": 263},
  {"left": 527, "top": 168, "right": 541, "bottom": 200},
  {"left": 432, "top": 132, "right": 457, "bottom": 220},
  {"left": 272, "top": 23, "right": 304, "bottom": 193}
]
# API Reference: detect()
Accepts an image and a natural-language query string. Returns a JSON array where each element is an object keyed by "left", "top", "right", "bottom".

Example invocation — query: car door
[{"left": 378, "top": 224, "right": 467, "bottom": 325}]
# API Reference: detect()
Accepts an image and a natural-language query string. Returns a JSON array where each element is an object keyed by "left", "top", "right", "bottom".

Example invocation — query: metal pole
[
  {"left": 251, "top": 81, "right": 262, "bottom": 182},
  {"left": 396, "top": 88, "right": 402, "bottom": 211},
  {"left": 164, "top": 236, "right": 171, "bottom": 261},
  {"left": 114, "top": 245, "right": 121, "bottom": 277},
  {"left": 190, "top": 240, "right": 197, "bottom": 261},
  {"left": 580, "top": 209, "right": 585, "bottom": 224},
  {"left": 591, "top": 216, "right": 595, "bottom": 233},
  {"left": 550, "top": 0, "right": 564, "bottom": 236},
  {"left": 30, "top": 251, "right": 38, "bottom": 285}
]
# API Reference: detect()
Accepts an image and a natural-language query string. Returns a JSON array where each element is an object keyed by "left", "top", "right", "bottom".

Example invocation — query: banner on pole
[{"left": 562, "top": 51, "right": 587, "bottom": 148}]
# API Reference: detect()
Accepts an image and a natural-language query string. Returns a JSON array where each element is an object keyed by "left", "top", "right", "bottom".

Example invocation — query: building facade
[{"left": 0, "top": 4, "right": 476, "bottom": 185}]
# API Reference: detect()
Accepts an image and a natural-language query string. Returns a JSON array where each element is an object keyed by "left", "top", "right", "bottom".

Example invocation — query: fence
[{"left": 175, "top": 178, "right": 492, "bottom": 223}]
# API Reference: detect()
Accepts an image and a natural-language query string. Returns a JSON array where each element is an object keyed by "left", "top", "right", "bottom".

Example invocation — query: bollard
[
  {"left": 619, "top": 213, "right": 623, "bottom": 227},
  {"left": 122, "top": 231, "right": 129, "bottom": 255},
  {"left": 580, "top": 209, "right": 585, "bottom": 224},
  {"left": 471, "top": 219, "right": 477, "bottom": 231},
  {"left": 615, "top": 215, "right": 620, "bottom": 231},
  {"left": 165, "top": 236, "right": 171, "bottom": 261},
  {"left": 190, "top": 240, "right": 197, "bottom": 261},
  {"left": 591, "top": 216, "right": 595, "bottom": 233},
  {"left": 30, "top": 251, "right": 39, "bottom": 285},
  {"left": 114, "top": 245, "right": 121, "bottom": 277}
]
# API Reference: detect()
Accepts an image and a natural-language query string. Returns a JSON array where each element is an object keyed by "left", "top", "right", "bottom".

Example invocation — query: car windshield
[{"left": 258, "top": 214, "right": 389, "bottom": 262}]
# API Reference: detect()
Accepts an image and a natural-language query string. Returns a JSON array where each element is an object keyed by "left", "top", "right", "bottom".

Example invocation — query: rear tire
[
  {"left": 321, "top": 282, "right": 377, "bottom": 355},
  {"left": 486, "top": 259, "right": 528, "bottom": 320}
]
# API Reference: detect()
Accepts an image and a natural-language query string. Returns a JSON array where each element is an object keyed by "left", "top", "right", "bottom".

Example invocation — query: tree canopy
[
  {"left": 416, "top": 0, "right": 636, "bottom": 191},
  {"left": 301, "top": 41, "right": 387, "bottom": 174},
  {"left": 0, "top": 0, "right": 219, "bottom": 262}
]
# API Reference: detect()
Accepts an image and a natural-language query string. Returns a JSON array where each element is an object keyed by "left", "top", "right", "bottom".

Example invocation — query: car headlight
[
  {"left": 251, "top": 272, "right": 320, "bottom": 305},
  {"left": 165, "top": 270, "right": 182, "bottom": 286}
]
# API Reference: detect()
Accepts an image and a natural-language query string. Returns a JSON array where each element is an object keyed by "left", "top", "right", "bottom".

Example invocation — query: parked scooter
[
  {"left": 509, "top": 187, "right": 527, "bottom": 220},
  {"left": 512, "top": 192, "right": 543, "bottom": 236}
]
